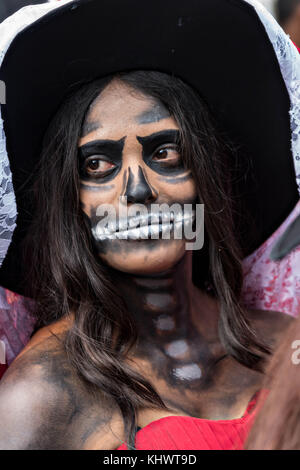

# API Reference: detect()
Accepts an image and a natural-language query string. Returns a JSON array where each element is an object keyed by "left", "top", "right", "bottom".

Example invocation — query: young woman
[{"left": 0, "top": 0, "right": 298, "bottom": 450}]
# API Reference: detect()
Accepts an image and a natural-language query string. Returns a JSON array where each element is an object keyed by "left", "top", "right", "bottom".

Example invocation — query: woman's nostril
[{"left": 124, "top": 166, "right": 157, "bottom": 204}]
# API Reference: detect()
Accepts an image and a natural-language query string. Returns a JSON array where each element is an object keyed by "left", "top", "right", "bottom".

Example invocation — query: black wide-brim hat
[{"left": 0, "top": 0, "right": 299, "bottom": 294}]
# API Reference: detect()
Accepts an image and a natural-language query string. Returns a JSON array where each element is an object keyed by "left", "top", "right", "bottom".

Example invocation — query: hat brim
[
  {"left": 0, "top": 0, "right": 298, "bottom": 294},
  {"left": 270, "top": 213, "right": 300, "bottom": 260}
]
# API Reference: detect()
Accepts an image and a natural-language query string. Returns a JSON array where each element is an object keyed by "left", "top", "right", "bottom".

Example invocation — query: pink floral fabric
[
  {"left": 242, "top": 200, "right": 300, "bottom": 317},
  {"left": 0, "top": 288, "right": 35, "bottom": 369}
]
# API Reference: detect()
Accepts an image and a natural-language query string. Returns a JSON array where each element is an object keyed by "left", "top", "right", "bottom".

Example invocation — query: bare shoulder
[
  {"left": 0, "top": 333, "right": 123, "bottom": 450},
  {"left": 247, "top": 308, "right": 294, "bottom": 345}
]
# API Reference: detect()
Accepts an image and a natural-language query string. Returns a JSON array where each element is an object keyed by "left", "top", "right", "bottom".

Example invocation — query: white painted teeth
[
  {"left": 128, "top": 215, "right": 142, "bottom": 228},
  {"left": 126, "top": 212, "right": 175, "bottom": 228},
  {"left": 92, "top": 210, "right": 195, "bottom": 241},
  {"left": 162, "top": 212, "right": 172, "bottom": 223},
  {"left": 150, "top": 213, "right": 160, "bottom": 224},
  {"left": 174, "top": 210, "right": 195, "bottom": 223},
  {"left": 127, "top": 228, "right": 140, "bottom": 240},
  {"left": 93, "top": 223, "right": 173, "bottom": 240},
  {"left": 149, "top": 224, "right": 160, "bottom": 238},
  {"left": 140, "top": 225, "right": 150, "bottom": 238},
  {"left": 92, "top": 226, "right": 115, "bottom": 241},
  {"left": 127, "top": 218, "right": 135, "bottom": 228}
]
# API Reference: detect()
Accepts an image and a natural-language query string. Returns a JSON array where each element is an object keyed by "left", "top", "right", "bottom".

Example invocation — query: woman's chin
[{"left": 99, "top": 239, "right": 186, "bottom": 275}]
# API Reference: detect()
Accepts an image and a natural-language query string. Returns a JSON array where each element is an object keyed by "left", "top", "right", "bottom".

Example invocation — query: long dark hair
[{"left": 25, "top": 70, "right": 270, "bottom": 446}]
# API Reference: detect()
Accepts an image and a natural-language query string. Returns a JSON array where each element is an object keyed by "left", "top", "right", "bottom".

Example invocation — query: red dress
[{"left": 117, "top": 392, "right": 261, "bottom": 450}]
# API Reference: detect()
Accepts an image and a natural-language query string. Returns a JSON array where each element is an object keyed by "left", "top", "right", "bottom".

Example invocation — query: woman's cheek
[
  {"left": 159, "top": 177, "right": 197, "bottom": 205},
  {"left": 80, "top": 187, "right": 117, "bottom": 218}
]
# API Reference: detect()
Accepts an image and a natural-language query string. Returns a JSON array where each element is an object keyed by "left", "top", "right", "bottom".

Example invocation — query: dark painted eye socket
[
  {"left": 152, "top": 146, "right": 181, "bottom": 166},
  {"left": 84, "top": 156, "right": 116, "bottom": 177}
]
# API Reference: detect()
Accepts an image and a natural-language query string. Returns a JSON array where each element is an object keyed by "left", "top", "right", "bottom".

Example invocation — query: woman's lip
[
  {"left": 99, "top": 210, "right": 195, "bottom": 234},
  {"left": 92, "top": 212, "right": 195, "bottom": 241},
  {"left": 93, "top": 222, "right": 174, "bottom": 241},
  {"left": 118, "top": 212, "right": 175, "bottom": 232}
]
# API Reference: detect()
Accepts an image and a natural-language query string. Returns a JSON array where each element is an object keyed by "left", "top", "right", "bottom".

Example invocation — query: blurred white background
[{"left": 258, "top": 0, "right": 276, "bottom": 15}]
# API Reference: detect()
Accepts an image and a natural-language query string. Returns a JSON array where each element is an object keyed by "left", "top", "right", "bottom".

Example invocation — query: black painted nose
[{"left": 124, "top": 166, "right": 157, "bottom": 204}]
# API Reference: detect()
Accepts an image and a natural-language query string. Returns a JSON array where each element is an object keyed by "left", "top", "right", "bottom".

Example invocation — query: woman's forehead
[
  {"left": 80, "top": 81, "right": 178, "bottom": 144},
  {"left": 86, "top": 80, "right": 168, "bottom": 124}
]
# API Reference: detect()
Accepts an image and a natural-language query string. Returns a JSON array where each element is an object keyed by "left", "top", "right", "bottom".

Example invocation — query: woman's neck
[{"left": 113, "top": 253, "right": 223, "bottom": 386}]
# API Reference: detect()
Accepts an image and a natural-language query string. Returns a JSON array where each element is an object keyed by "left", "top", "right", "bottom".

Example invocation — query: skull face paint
[
  {"left": 71, "top": 77, "right": 265, "bottom": 412},
  {"left": 79, "top": 80, "right": 197, "bottom": 275}
]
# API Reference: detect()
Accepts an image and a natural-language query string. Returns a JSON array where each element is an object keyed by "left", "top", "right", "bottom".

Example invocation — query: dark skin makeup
[
  {"left": 78, "top": 82, "right": 195, "bottom": 273},
  {"left": 78, "top": 137, "right": 125, "bottom": 183},
  {"left": 0, "top": 79, "right": 292, "bottom": 450},
  {"left": 137, "top": 129, "right": 185, "bottom": 175},
  {"left": 123, "top": 165, "right": 156, "bottom": 203},
  {"left": 78, "top": 80, "right": 291, "bottom": 420},
  {"left": 136, "top": 101, "right": 171, "bottom": 124},
  {"left": 81, "top": 120, "right": 102, "bottom": 139}
]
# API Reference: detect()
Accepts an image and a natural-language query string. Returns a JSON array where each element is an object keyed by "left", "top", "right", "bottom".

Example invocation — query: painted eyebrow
[
  {"left": 81, "top": 120, "right": 102, "bottom": 138},
  {"left": 78, "top": 137, "right": 126, "bottom": 161},
  {"left": 136, "top": 129, "right": 180, "bottom": 149},
  {"left": 136, "top": 102, "right": 171, "bottom": 124}
]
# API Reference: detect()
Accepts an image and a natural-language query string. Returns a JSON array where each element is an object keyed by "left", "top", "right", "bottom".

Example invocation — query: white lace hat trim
[
  {"left": 246, "top": 0, "right": 300, "bottom": 194},
  {"left": 0, "top": 0, "right": 73, "bottom": 267}
]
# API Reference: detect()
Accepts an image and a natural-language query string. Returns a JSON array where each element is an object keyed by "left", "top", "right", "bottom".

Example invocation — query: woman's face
[{"left": 79, "top": 79, "right": 197, "bottom": 274}]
